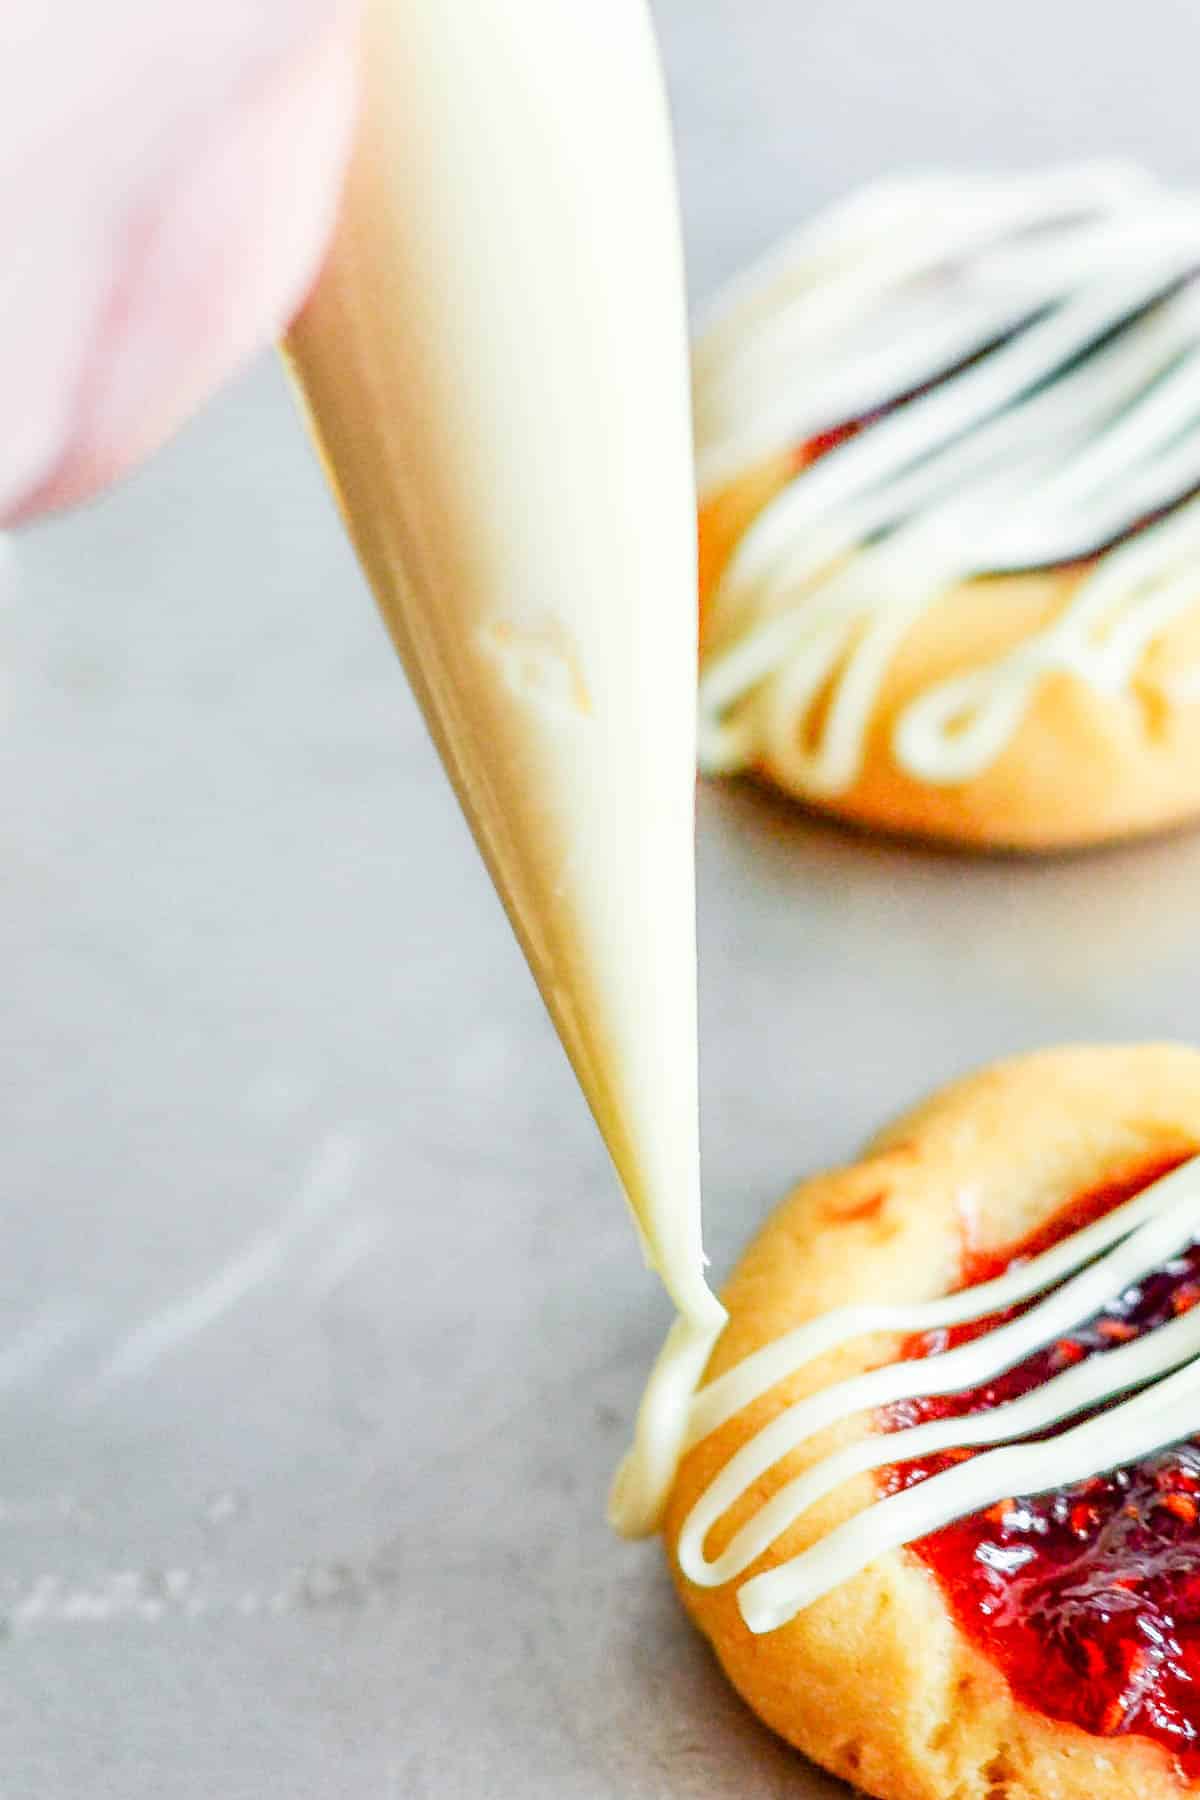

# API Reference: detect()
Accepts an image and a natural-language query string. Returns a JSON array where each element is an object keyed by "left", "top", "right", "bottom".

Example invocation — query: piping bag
[{"left": 284, "top": 0, "right": 725, "bottom": 1534}]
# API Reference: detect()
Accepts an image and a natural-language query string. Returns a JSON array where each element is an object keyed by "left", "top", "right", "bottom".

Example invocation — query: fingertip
[{"left": 11, "top": 7, "right": 361, "bottom": 524}]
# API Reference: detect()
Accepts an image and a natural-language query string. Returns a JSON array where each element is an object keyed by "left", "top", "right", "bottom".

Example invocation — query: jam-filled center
[{"left": 883, "top": 1154, "right": 1200, "bottom": 1772}]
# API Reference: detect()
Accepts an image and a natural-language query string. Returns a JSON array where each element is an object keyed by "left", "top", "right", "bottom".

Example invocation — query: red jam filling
[{"left": 881, "top": 1153, "right": 1200, "bottom": 1772}]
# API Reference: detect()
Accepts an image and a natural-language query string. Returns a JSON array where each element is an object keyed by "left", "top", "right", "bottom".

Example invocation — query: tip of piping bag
[
  {"left": 623, "top": 1181, "right": 726, "bottom": 1336},
  {"left": 658, "top": 1262, "right": 727, "bottom": 1337}
]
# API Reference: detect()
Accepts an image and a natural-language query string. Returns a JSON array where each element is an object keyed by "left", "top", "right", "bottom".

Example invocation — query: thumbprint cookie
[
  {"left": 666, "top": 1045, "right": 1200, "bottom": 1798},
  {"left": 695, "top": 165, "right": 1200, "bottom": 849}
]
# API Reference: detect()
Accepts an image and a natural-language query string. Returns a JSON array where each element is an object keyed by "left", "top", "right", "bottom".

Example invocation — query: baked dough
[
  {"left": 694, "top": 166, "right": 1200, "bottom": 851},
  {"left": 665, "top": 1045, "right": 1200, "bottom": 1799},
  {"left": 700, "top": 473, "right": 1200, "bottom": 851}
]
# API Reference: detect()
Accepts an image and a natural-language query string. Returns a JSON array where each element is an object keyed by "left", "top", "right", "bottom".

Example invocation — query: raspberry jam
[{"left": 882, "top": 1153, "right": 1200, "bottom": 1772}]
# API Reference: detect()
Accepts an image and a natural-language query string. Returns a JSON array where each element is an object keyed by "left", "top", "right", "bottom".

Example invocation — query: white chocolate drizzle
[
  {"left": 694, "top": 163, "right": 1200, "bottom": 794},
  {"left": 669, "top": 1155, "right": 1200, "bottom": 1634}
]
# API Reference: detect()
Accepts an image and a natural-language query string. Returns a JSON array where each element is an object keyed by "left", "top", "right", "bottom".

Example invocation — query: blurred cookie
[{"left": 695, "top": 166, "right": 1200, "bottom": 849}]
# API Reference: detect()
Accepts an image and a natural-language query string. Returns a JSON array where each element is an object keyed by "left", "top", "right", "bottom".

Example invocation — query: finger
[{"left": 3, "top": 3, "right": 361, "bottom": 524}]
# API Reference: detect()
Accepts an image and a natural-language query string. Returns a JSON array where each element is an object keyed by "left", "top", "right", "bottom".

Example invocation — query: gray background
[{"left": 5, "top": 2, "right": 1200, "bottom": 1793}]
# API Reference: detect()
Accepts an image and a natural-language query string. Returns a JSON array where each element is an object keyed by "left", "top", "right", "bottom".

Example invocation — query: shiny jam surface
[{"left": 882, "top": 1154, "right": 1200, "bottom": 1772}]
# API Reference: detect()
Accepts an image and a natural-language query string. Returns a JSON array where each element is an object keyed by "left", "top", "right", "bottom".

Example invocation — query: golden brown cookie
[
  {"left": 699, "top": 473, "right": 1200, "bottom": 852},
  {"left": 666, "top": 1045, "right": 1200, "bottom": 1798},
  {"left": 694, "top": 167, "right": 1200, "bottom": 851}
]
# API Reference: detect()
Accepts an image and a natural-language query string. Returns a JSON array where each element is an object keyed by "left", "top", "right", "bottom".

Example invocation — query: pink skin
[{"left": 1, "top": 0, "right": 361, "bottom": 525}]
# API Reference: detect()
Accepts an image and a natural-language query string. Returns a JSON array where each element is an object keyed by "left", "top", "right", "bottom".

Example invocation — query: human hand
[{"left": 1, "top": 0, "right": 360, "bottom": 525}]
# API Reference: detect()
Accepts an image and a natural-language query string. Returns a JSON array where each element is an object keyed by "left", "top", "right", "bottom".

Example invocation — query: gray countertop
[{"left": 6, "top": 2, "right": 1200, "bottom": 1793}]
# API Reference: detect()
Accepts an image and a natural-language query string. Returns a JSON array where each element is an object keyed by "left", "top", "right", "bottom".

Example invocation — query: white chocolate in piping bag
[{"left": 285, "top": 0, "right": 727, "bottom": 1448}]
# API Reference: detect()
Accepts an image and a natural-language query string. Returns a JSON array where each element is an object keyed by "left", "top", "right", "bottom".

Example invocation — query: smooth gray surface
[{"left": 5, "top": 3, "right": 1200, "bottom": 1794}]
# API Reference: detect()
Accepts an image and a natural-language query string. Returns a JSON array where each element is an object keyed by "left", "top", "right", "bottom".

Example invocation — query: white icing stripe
[
  {"left": 693, "top": 163, "right": 1159, "bottom": 414},
  {"left": 715, "top": 1304, "right": 1200, "bottom": 1581},
  {"left": 613, "top": 1122, "right": 1196, "bottom": 1539},
  {"left": 738, "top": 1361, "right": 1200, "bottom": 1632},
  {"left": 671, "top": 1155, "right": 1200, "bottom": 1634},
  {"left": 687, "top": 1154, "right": 1199, "bottom": 1445},
  {"left": 694, "top": 164, "right": 1200, "bottom": 795},
  {"left": 897, "top": 504, "right": 1200, "bottom": 784},
  {"left": 677, "top": 1157, "right": 1200, "bottom": 1587},
  {"left": 696, "top": 281, "right": 1200, "bottom": 696}
]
